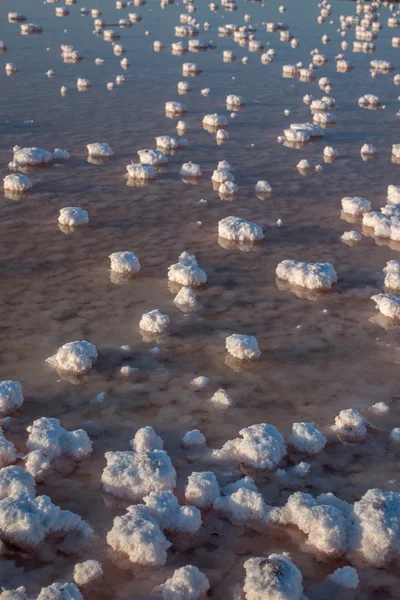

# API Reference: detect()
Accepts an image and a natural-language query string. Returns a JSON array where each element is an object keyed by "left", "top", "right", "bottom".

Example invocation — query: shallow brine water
[{"left": 1, "top": 0, "right": 400, "bottom": 598}]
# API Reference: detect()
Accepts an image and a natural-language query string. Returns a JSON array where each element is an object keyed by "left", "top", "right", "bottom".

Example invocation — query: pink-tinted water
[{"left": 1, "top": 0, "right": 400, "bottom": 597}]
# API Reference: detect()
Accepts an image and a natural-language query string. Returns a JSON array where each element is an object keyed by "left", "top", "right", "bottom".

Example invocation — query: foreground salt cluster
[{"left": 46, "top": 341, "right": 98, "bottom": 373}]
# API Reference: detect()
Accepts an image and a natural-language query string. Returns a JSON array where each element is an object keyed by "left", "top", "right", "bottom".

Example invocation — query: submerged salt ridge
[{"left": 2, "top": 0, "right": 400, "bottom": 597}]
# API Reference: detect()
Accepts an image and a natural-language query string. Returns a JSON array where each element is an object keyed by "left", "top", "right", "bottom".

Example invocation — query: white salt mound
[
  {"left": 333, "top": 408, "right": 367, "bottom": 442},
  {"left": 243, "top": 554, "right": 303, "bottom": 600},
  {"left": 225, "top": 334, "right": 261, "bottom": 360},
  {"left": 218, "top": 216, "right": 264, "bottom": 242},
  {"left": 126, "top": 163, "right": 156, "bottom": 180},
  {"left": 101, "top": 450, "right": 176, "bottom": 500},
  {"left": 372, "top": 294, "right": 400, "bottom": 319},
  {"left": 218, "top": 423, "right": 286, "bottom": 469},
  {"left": 0, "top": 428, "right": 17, "bottom": 468},
  {"left": 180, "top": 162, "right": 202, "bottom": 177},
  {"left": 289, "top": 422, "right": 327, "bottom": 455},
  {"left": 139, "top": 310, "right": 170, "bottom": 334},
  {"left": 213, "top": 487, "right": 269, "bottom": 523},
  {"left": 109, "top": 251, "right": 141, "bottom": 274},
  {"left": 87, "top": 143, "right": 114, "bottom": 157},
  {"left": 210, "top": 388, "right": 232, "bottom": 407},
  {"left": 3, "top": 174, "right": 32, "bottom": 192},
  {"left": 58, "top": 207, "right": 88, "bottom": 227},
  {"left": 154, "top": 565, "right": 210, "bottom": 600},
  {"left": 132, "top": 426, "right": 163, "bottom": 452},
  {"left": 9, "top": 147, "right": 52, "bottom": 169},
  {"left": 25, "top": 417, "right": 93, "bottom": 479},
  {"left": 276, "top": 260, "right": 337, "bottom": 290},
  {"left": 182, "top": 430, "right": 206, "bottom": 447},
  {"left": 185, "top": 471, "right": 220, "bottom": 509},
  {"left": 255, "top": 181, "right": 272, "bottom": 193},
  {"left": 203, "top": 114, "right": 228, "bottom": 127},
  {"left": 328, "top": 566, "right": 359, "bottom": 589},
  {"left": 73, "top": 560, "right": 103, "bottom": 586},
  {"left": 46, "top": 340, "right": 98, "bottom": 373},
  {"left": 342, "top": 231, "right": 361, "bottom": 243},
  {"left": 384, "top": 261, "right": 400, "bottom": 289},
  {"left": 168, "top": 252, "right": 206, "bottom": 287},
  {"left": 0, "top": 381, "right": 24, "bottom": 415},
  {"left": 138, "top": 149, "right": 168, "bottom": 166},
  {"left": 174, "top": 286, "right": 198, "bottom": 309},
  {"left": 341, "top": 196, "right": 371, "bottom": 216}
]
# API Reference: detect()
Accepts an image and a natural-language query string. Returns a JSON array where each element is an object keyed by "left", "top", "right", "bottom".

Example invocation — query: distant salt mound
[
  {"left": 24, "top": 417, "right": 92, "bottom": 479},
  {"left": 139, "top": 310, "right": 170, "bottom": 334},
  {"left": 73, "top": 560, "right": 103, "bottom": 587},
  {"left": 383, "top": 260, "right": 400, "bottom": 290},
  {"left": 58, "top": 207, "right": 88, "bottom": 227},
  {"left": 109, "top": 251, "right": 141, "bottom": 275},
  {"left": 218, "top": 216, "right": 264, "bottom": 242},
  {"left": 243, "top": 554, "right": 303, "bottom": 600},
  {"left": 154, "top": 565, "right": 210, "bottom": 600},
  {"left": 333, "top": 409, "right": 367, "bottom": 442},
  {"left": 86, "top": 143, "right": 114, "bottom": 157},
  {"left": 225, "top": 334, "right": 261, "bottom": 360},
  {"left": 289, "top": 422, "right": 327, "bottom": 455},
  {"left": 46, "top": 341, "right": 98, "bottom": 373},
  {"left": 276, "top": 260, "right": 337, "bottom": 290}
]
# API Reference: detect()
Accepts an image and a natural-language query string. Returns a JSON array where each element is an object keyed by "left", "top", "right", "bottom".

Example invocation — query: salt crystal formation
[
  {"left": 225, "top": 334, "right": 261, "bottom": 360},
  {"left": 3, "top": 173, "right": 32, "bottom": 192},
  {"left": 46, "top": 341, "right": 98, "bottom": 373},
  {"left": 218, "top": 216, "right": 264, "bottom": 242},
  {"left": 73, "top": 560, "right": 103, "bottom": 586},
  {"left": 109, "top": 251, "right": 141, "bottom": 274},
  {"left": 276, "top": 260, "right": 337, "bottom": 290},
  {"left": 154, "top": 565, "right": 210, "bottom": 600},
  {"left": 58, "top": 207, "right": 88, "bottom": 227},
  {"left": 243, "top": 554, "right": 303, "bottom": 600},
  {"left": 0, "top": 381, "right": 24, "bottom": 415},
  {"left": 216, "top": 423, "right": 286, "bottom": 468},
  {"left": 168, "top": 252, "right": 207, "bottom": 286}
]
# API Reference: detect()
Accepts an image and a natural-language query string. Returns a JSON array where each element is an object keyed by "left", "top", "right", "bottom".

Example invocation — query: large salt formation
[
  {"left": 0, "top": 466, "right": 92, "bottom": 553},
  {"left": 276, "top": 260, "right": 337, "bottom": 290},
  {"left": 46, "top": 341, "right": 98, "bottom": 374},
  {"left": 102, "top": 427, "right": 176, "bottom": 500},
  {"left": 24, "top": 417, "right": 93, "bottom": 479},
  {"left": 243, "top": 554, "right": 304, "bottom": 600},
  {"left": 215, "top": 423, "right": 287, "bottom": 469}
]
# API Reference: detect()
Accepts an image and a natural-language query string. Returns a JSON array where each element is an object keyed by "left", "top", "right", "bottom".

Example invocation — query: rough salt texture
[
  {"left": 328, "top": 566, "right": 359, "bottom": 589},
  {"left": 214, "top": 488, "right": 269, "bottom": 523},
  {"left": 165, "top": 101, "right": 187, "bottom": 114},
  {"left": 25, "top": 417, "right": 93, "bottom": 479},
  {"left": 9, "top": 147, "right": 52, "bottom": 169},
  {"left": 218, "top": 216, "right": 264, "bottom": 242},
  {"left": 255, "top": 180, "right": 272, "bottom": 193},
  {"left": 139, "top": 310, "right": 170, "bottom": 334},
  {"left": 3, "top": 174, "right": 32, "bottom": 192},
  {"left": 0, "top": 381, "right": 24, "bottom": 415},
  {"left": 289, "top": 423, "right": 327, "bottom": 455},
  {"left": 218, "top": 423, "right": 286, "bottom": 469},
  {"left": 383, "top": 261, "right": 400, "bottom": 289},
  {"left": 126, "top": 163, "right": 156, "bottom": 180},
  {"left": 109, "top": 251, "right": 141, "bottom": 275},
  {"left": 101, "top": 450, "right": 176, "bottom": 500},
  {"left": 210, "top": 388, "right": 232, "bottom": 407},
  {"left": 168, "top": 253, "right": 206, "bottom": 287},
  {"left": 202, "top": 114, "right": 228, "bottom": 127},
  {"left": 0, "top": 466, "right": 92, "bottom": 552},
  {"left": 372, "top": 294, "right": 400, "bottom": 319},
  {"left": 58, "top": 207, "right": 88, "bottom": 227},
  {"left": 185, "top": 471, "right": 220, "bottom": 509},
  {"left": 341, "top": 196, "right": 371, "bottom": 216},
  {"left": 141, "top": 491, "right": 202, "bottom": 534},
  {"left": 156, "top": 135, "right": 188, "bottom": 149},
  {"left": 333, "top": 409, "right": 367, "bottom": 442},
  {"left": 342, "top": 231, "right": 361, "bottom": 243},
  {"left": 219, "top": 181, "right": 238, "bottom": 194},
  {"left": 276, "top": 260, "right": 337, "bottom": 290},
  {"left": 180, "top": 162, "right": 202, "bottom": 177},
  {"left": 132, "top": 426, "right": 163, "bottom": 452},
  {"left": 36, "top": 583, "right": 83, "bottom": 599},
  {"left": 73, "top": 560, "right": 103, "bottom": 586},
  {"left": 182, "top": 430, "right": 206, "bottom": 447},
  {"left": 154, "top": 565, "right": 210, "bottom": 600},
  {"left": 107, "top": 506, "right": 171, "bottom": 565},
  {"left": 0, "top": 428, "right": 17, "bottom": 468},
  {"left": 46, "top": 341, "right": 98, "bottom": 373},
  {"left": 388, "top": 185, "right": 400, "bottom": 206},
  {"left": 174, "top": 286, "right": 198, "bottom": 309},
  {"left": 138, "top": 149, "right": 168, "bottom": 166},
  {"left": 243, "top": 554, "right": 303, "bottom": 600},
  {"left": 86, "top": 143, "right": 114, "bottom": 157},
  {"left": 225, "top": 334, "right": 261, "bottom": 360}
]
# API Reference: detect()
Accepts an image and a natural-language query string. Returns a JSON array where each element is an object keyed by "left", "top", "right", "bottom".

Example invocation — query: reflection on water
[{"left": 1, "top": 0, "right": 400, "bottom": 597}]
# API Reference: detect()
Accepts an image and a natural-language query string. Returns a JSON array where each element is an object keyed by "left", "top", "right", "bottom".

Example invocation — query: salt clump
[
  {"left": 0, "top": 428, "right": 17, "bottom": 467},
  {"left": 0, "top": 381, "right": 24, "bottom": 415},
  {"left": 73, "top": 560, "right": 103, "bottom": 586},
  {"left": 9, "top": 147, "right": 52, "bottom": 169},
  {"left": 168, "top": 252, "right": 207, "bottom": 287},
  {"left": 87, "top": 143, "right": 114, "bottom": 157},
  {"left": 141, "top": 491, "right": 201, "bottom": 534},
  {"left": 276, "top": 260, "right": 337, "bottom": 290},
  {"left": 165, "top": 101, "right": 187, "bottom": 115},
  {"left": 101, "top": 450, "right": 176, "bottom": 500},
  {"left": 182, "top": 430, "right": 206, "bottom": 447},
  {"left": 359, "top": 94, "right": 381, "bottom": 107},
  {"left": 341, "top": 196, "right": 371, "bottom": 216},
  {"left": 46, "top": 341, "right": 98, "bottom": 373},
  {"left": 372, "top": 294, "right": 400, "bottom": 319},
  {"left": 219, "top": 181, "right": 238, "bottom": 195},
  {"left": 255, "top": 181, "right": 272, "bottom": 193},
  {"left": 211, "top": 167, "right": 234, "bottom": 183},
  {"left": 25, "top": 417, "right": 92, "bottom": 479},
  {"left": 109, "top": 251, "right": 141, "bottom": 274},
  {"left": 132, "top": 426, "right": 163, "bottom": 452},
  {"left": 154, "top": 565, "right": 210, "bottom": 600},
  {"left": 127, "top": 163, "right": 156, "bottom": 180},
  {"left": 218, "top": 423, "right": 286, "bottom": 468},
  {"left": 333, "top": 409, "right": 367, "bottom": 442},
  {"left": 156, "top": 135, "right": 188, "bottom": 149},
  {"left": 361, "top": 143, "right": 375, "bottom": 156},
  {"left": 218, "top": 216, "right": 264, "bottom": 242},
  {"left": 107, "top": 506, "right": 170, "bottom": 565},
  {"left": 225, "top": 334, "right": 261, "bottom": 360},
  {"left": 0, "top": 465, "right": 92, "bottom": 551},
  {"left": 243, "top": 554, "right": 303, "bottom": 600},
  {"left": 213, "top": 487, "right": 269, "bottom": 523},
  {"left": 77, "top": 78, "right": 91, "bottom": 90},
  {"left": 383, "top": 260, "right": 400, "bottom": 289},
  {"left": 210, "top": 388, "right": 232, "bottom": 408},
  {"left": 328, "top": 566, "right": 359, "bottom": 589},
  {"left": 3, "top": 174, "right": 32, "bottom": 192},
  {"left": 202, "top": 114, "right": 228, "bottom": 128},
  {"left": 289, "top": 423, "right": 327, "bottom": 455},
  {"left": 138, "top": 149, "right": 168, "bottom": 166},
  {"left": 174, "top": 286, "right": 198, "bottom": 310},
  {"left": 185, "top": 471, "right": 220, "bottom": 508},
  {"left": 58, "top": 208, "right": 88, "bottom": 227},
  {"left": 139, "top": 310, "right": 170, "bottom": 334},
  {"left": 180, "top": 162, "right": 202, "bottom": 177},
  {"left": 342, "top": 231, "right": 361, "bottom": 243},
  {"left": 37, "top": 584, "right": 83, "bottom": 599},
  {"left": 226, "top": 94, "right": 244, "bottom": 107}
]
